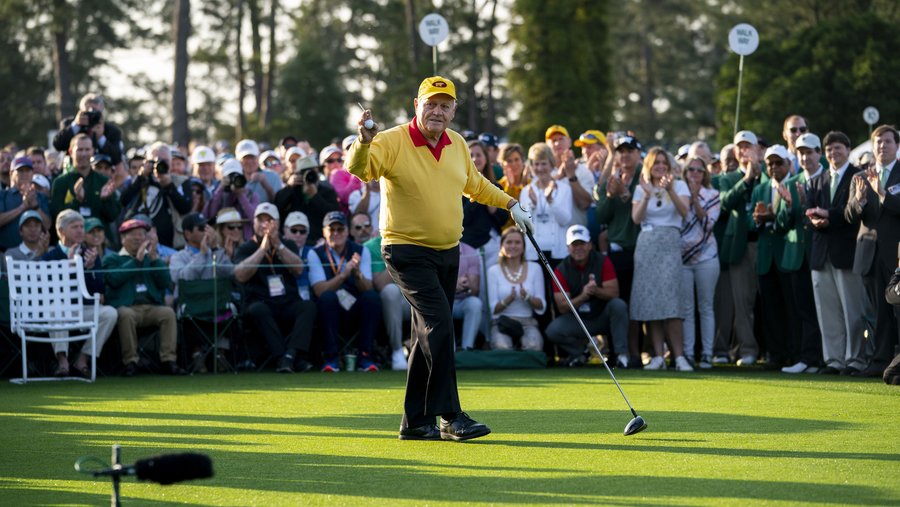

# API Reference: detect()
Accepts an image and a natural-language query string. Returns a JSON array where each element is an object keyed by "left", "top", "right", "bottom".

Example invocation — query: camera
[
  {"left": 84, "top": 108, "right": 102, "bottom": 129},
  {"left": 153, "top": 159, "right": 169, "bottom": 175},
  {"left": 223, "top": 172, "right": 247, "bottom": 192},
  {"left": 299, "top": 167, "right": 319, "bottom": 185}
]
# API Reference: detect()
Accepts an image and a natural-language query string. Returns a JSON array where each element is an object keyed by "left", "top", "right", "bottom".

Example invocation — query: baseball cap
[
  {"left": 254, "top": 202, "right": 280, "bottom": 220},
  {"left": 764, "top": 144, "right": 790, "bottom": 161},
  {"left": 676, "top": 144, "right": 691, "bottom": 160},
  {"left": 32, "top": 174, "right": 50, "bottom": 189},
  {"left": 279, "top": 135, "right": 298, "bottom": 148},
  {"left": 733, "top": 130, "right": 758, "bottom": 146},
  {"left": 479, "top": 133, "right": 499, "bottom": 148},
  {"left": 795, "top": 133, "right": 821, "bottom": 150},
  {"left": 545, "top": 125, "right": 570, "bottom": 140},
  {"left": 18, "top": 210, "right": 43, "bottom": 229},
  {"left": 284, "top": 211, "right": 310, "bottom": 229},
  {"left": 171, "top": 150, "right": 186, "bottom": 161},
  {"left": 215, "top": 207, "right": 244, "bottom": 225},
  {"left": 84, "top": 217, "right": 104, "bottom": 232},
  {"left": 574, "top": 130, "right": 606, "bottom": 147},
  {"left": 11, "top": 156, "right": 33, "bottom": 171},
  {"left": 322, "top": 210, "right": 347, "bottom": 227},
  {"left": 118, "top": 218, "right": 151, "bottom": 234},
  {"left": 566, "top": 225, "right": 591, "bottom": 245},
  {"left": 614, "top": 135, "right": 643, "bottom": 152},
  {"left": 342, "top": 135, "right": 358, "bottom": 152},
  {"left": 417, "top": 76, "right": 457, "bottom": 100},
  {"left": 90, "top": 154, "right": 112, "bottom": 167},
  {"left": 126, "top": 147, "right": 146, "bottom": 161},
  {"left": 285, "top": 146, "right": 307, "bottom": 161},
  {"left": 320, "top": 146, "right": 343, "bottom": 164},
  {"left": 191, "top": 145, "right": 216, "bottom": 164},
  {"left": 235, "top": 139, "right": 260, "bottom": 159},
  {"left": 181, "top": 212, "right": 208, "bottom": 231},
  {"left": 221, "top": 159, "right": 243, "bottom": 178}
]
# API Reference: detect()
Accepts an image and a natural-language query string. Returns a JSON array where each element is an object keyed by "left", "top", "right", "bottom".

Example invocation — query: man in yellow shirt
[{"left": 349, "top": 76, "right": 533, "bottom": 441}]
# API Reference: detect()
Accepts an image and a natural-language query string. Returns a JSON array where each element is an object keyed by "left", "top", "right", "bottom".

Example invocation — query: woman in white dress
[{"left": 487, "top": 227, "right": 546, "bottom": 350}]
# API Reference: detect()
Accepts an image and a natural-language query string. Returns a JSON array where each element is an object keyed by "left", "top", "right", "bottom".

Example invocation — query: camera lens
[
  {"left": 304, "top": 169, "right": 318, "bottom": 185},
  {"left": 154, "top": 160, "right": 169, "bottom": 174},
  {"left": 230, "top": 173, "right": 247, "bottom": 189}
]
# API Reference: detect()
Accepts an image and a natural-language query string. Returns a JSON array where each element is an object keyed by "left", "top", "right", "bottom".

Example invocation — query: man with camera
[
  {"left": 274, "top": 153, "right": 340, "bottom": 244},
  {"left": 120, "top": 141, "right": 193, "bottom": 248},
  {"left": 50, "top": 133, "right": 121, "bottom": 242},
  {"left": 52, "top": 93, "right": 125, "bottom": 169},
  {"left": 205, "top": 159, "right": 257, "bottom": 241}
]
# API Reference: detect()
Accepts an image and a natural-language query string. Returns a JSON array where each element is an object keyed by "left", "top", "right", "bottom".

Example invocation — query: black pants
[
  {"left": 872, "top": 256, "right": 900, "bottom": 369},
  {"left": 786, "top": 261, "right": 823, "bottom": 366},
  {"left": 383, "top": 243, "right": 460, "bottom": 428},
  {"left": 244, "top": 298, "right": 316, "bottom": 359},
  {"left": 758, "top": 268, "right": 792, "bottom": 366}
]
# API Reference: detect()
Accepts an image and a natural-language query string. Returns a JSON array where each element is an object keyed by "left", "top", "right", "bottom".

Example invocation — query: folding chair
[
  {"left": 176, "top": 277, "right": 237, "bottom": 374},
  {"left": 6, "top": 256, "right": 100, "bottom": 384}
]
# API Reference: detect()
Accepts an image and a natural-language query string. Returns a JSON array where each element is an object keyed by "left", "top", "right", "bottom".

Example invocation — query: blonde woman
[
  {"left": 631, "top": 147, "right": 692, "bottom": 371},
  {"left": 518, "top": 143, "right": 572, "bottom": 264},
  {"left": 487, "top": 227, "right": 546, "bottom": 350}
]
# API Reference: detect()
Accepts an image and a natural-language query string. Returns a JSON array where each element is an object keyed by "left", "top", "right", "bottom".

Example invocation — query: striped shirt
[{"left": 680, "top": 186, "right": 720, "bottom": 265}]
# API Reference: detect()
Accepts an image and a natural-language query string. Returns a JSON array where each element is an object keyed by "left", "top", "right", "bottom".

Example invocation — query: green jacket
[
  {"left": 715, "top": 168, "right": 769, "bottom": 265},
  {"left": 49, "top": 169, "right": 121, "bottom": 238},
  {"left": 103, "top": 252, "right": 171, "bottom": 307},
  {"left": 594, "top": 166, "right": 641, "bottom": 251},
  {"left": 774, "top": 170, "right": 814, "bottom": 272},
  {"left": 749, "top": 181, "right": 787, "bottom": 275}
]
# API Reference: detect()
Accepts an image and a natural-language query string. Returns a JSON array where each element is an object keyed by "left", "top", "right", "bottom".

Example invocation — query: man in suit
[
  {"left": 845, "top": 125, "right": 900, "bottom": 377},
  {"left": 716, "top": 130, "right": 768, "bottom": 366},
  {"left": 805, "top": 131, "right": 867, "bottom": 375},
  {"left": 750, "top": 145, "right": 795, "bottom": 369},
  {"left": 776, "top": 133, "right": 824, "bottom": 373}
]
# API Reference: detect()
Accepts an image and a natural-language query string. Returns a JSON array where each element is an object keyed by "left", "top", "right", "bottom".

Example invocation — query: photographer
[
  {"left": 119, "top": 142, "right": 192, "bottom": 248},
  {"left": 52, "top": 93, "right": 124, "bottom": 168},
  {"left": 204, "top": 159, "right": 258, "bottom": 241},
  {"left": 235, "top": 139, "right": 282, "bottom": 203},
  {"left": 273, "top": 154, "right": 340, "bottom": 244}
]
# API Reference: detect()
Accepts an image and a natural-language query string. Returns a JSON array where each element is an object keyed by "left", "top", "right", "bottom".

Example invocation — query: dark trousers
[
  {"left": 872, "top": 257, "right": 900, "bottom": 369},
  {"left": 383, "top": 243, "right": 461, "bottom": 428},
  {"left": 317, "top": 289, "right": 381, "bottom": 358},
  {"left": 786, "top": 261, "right": 823, "bottom": 366},
  {"left": 758, "top": 269, "right": 792, "bottom": 366},
  {"left": 244, "top": 298, "right": 316, "bottom": 359}
]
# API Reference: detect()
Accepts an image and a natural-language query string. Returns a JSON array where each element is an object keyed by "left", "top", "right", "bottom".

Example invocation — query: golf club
[{"left": 523, "top": 228, "right": 647, "bottom": 436}]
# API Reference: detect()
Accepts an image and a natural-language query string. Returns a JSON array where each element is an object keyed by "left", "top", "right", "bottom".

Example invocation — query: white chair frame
[{"left": 7, "top": 255, "right": 100, "bottom": 384}]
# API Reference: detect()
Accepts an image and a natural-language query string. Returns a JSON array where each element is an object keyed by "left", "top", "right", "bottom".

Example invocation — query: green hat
[{"left": 84, "top": 217, "right": 104, "bottom": 232}]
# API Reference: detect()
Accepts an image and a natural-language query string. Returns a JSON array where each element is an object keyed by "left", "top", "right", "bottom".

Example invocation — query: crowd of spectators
[{"left": 1, "top": 93, "right": 898, "bottom": 385}]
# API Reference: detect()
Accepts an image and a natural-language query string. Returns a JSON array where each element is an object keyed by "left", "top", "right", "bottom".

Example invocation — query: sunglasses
[
  {"left": 789, "top": 126, "right": 808, "bottom": 134},
  {"left": 328, "top": 226, "right": 347, "bottom": 233},
  {"left": 325, "top": 158, "right": 344, "bottom": 164},
  {"left": 290, "top": 227, "right": 308, "bottom": 235},
  {"left": 353, "top": 223, "right": 371, "bottom": 230},
  {"left": 225, "top": 224, "right": 242, "bottom": 231}
]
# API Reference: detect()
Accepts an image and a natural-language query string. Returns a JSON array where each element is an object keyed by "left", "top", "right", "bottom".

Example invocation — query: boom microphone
[{"left": 94, "top": 453, "right": 214, "bottom": 485}]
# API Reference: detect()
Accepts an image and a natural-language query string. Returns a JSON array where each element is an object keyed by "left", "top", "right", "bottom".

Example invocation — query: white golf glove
[{"left": 509, "top": 201, "right": 534, "bottom": 234}]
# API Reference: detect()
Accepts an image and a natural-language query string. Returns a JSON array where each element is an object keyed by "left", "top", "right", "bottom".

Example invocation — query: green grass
[{"left": 1, "top": 368, "right": 898, "bottom": 506}]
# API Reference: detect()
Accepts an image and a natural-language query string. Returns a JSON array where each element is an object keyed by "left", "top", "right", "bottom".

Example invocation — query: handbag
[{"left": 496, "top": 315, "right": 524, "bottom": 340}]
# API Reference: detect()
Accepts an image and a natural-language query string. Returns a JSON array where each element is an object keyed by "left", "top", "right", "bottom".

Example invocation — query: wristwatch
[
  {"left": 277, "top": 244, "right": 286, "bottom": 251},
  {"left": 568, "top": 176, "right": 578, "bottom": 182}
]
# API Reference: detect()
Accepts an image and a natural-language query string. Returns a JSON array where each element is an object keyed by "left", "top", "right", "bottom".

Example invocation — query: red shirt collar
[{"left": 408, "top": 117, "right": 452, "bottom": 161}]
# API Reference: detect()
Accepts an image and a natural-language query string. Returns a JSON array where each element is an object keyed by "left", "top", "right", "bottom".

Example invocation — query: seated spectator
[
  {"left": 487, "top": 227, "right": 546, "bottom": 350},
  {"left": 274, "top": 156, "right": 340, "bottom": 244},
  {"left": 282, "top": 211, "right": 314, "bottom": 300},
  {"left": 320, "top": 146, "right": 361, "bottom": 214},
  {"left": 5, "top": 211, "right": 49, "bottom": 262},
  {"left": 0, "top": 157, "right": 50, "bottom": 251},
  {"left": 235, "top": 139, "right": 282, "bottom": 203},
  {"left": 42, "top": 210, "right": 118, "bottom": 377},
  {"left": 234, "top": 203, "right": 316, "bottom": 373},
  {"left": 119, "top": 142, "right": 192, "bottom": 248},
  {"left": 188, "top": 177, "right": 208, "bottom": 214},
  {"left": 84, "top": 217, "right": 115, "bottom": 257},
  {"left": 104, "top": 218, "right": 185, "bottom": 376},
  {"left": 546, "top": 225, "right": 629, "bottom": 367},
  {"left": 205, "top": 159, "right": 258, "bottom": 241},
  {"left": 454, "top": 242, "right": 483, "bottom": 350},
  {"left": 213, "top": 207, "right": 245, "bottom": 265},
  {"left": 364, "top": 232, "right": 410, "bottom": 371},
  {"left": 308, "top": 211, "right": 381, "bottom": 372},
  {"left": 349, "top": 211, "right": 374, "bottom": 244}
]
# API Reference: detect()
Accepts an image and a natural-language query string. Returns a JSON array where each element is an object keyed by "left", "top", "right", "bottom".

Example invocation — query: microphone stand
[{"left": 110, "top": 444, "right": 122, "bottom": 507}]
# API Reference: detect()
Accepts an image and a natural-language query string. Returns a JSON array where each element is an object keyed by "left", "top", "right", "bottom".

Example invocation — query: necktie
[
  {"left": 881, "top": 167, "right": 890, "bottom": 188},
  {"left": 829, "top": 171, "right": 838, "bottom": 201}
]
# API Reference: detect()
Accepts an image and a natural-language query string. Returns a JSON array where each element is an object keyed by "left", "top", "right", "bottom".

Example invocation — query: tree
[
  {"left": 507, "top": 0, "right": 613, "bottom": 145},
  {"left": 172, "top": 0, "right": 191, "bottom": 147}
]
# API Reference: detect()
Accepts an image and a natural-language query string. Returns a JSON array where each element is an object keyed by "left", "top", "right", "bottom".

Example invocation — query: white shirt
[
  {"left": 519, "top": 181, "right": 572, "bottom": 260},
  {"left": 633, "top": 180, "right": 690, "bottom": 229},
  {"left": 487, "top": 261, "right": 546, "bottom": 318}
]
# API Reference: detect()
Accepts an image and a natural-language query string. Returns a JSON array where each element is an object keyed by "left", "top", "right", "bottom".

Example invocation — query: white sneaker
[
  {"left": 737, "top": 355, "right": 757, "bottom": 367},
  {"left": 781, "top": 361, "right": 808, "bottom": 374},
  {"left": 391, "top": 349, "right": 408, "bottom": 371},
  {"left": 712, "top": 355, "right": 730, "bottom": 364},
  {"left": 698, "top": 355, "right": 713, "bottom": 369},
  {"left": 616, "top": 356, "right": 629, "bottom": 369},
  {"left": 675, "top": 356, "right": 694, "bottom": 372},
  {"left": 644, "top": 356, "right": 666, "bottom": 370}
]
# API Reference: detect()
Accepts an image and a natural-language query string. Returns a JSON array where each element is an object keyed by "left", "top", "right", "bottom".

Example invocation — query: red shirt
[{"left": 552, "top": 256, "right": 617, "bottom": 293}]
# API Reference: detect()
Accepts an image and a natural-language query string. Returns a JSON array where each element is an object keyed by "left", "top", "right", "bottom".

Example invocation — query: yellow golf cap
[
  {"left": 545, "top": 125, "right": 570, "bottom": 140},
  {"left": 574, "top": 130, "right": 607, "bottom": 147},
  {"left": 418, "top": 76, "right": 456, "bottom": 100}
]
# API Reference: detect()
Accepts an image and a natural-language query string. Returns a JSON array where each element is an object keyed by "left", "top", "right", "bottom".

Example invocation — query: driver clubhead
[{"left": 624, "top": 415, "right": 647, "bottom": 436}]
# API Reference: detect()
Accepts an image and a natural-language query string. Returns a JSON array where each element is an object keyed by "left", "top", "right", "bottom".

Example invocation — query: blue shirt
[{"left": 0, "top": 189, "right": 49, "bottom": 250}]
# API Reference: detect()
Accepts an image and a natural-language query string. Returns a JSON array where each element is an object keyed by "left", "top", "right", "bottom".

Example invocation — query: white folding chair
[{"left": 6, "top": 256, "right": 100, "bottom": 384}]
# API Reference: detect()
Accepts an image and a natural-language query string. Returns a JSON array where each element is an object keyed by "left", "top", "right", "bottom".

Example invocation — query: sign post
[
  {"left": 418, "top": 13, "right": 449, "bottom": 75},
  {"left": 863, "top": 106, "right": 880, "bottom": 137},
  {"left": 728, "top": 24, "right": 759, "bottom": 137}
]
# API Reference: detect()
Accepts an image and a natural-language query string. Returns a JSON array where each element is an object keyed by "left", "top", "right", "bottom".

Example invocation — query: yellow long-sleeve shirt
[{"left": 348, "top": 119, "right": 514, "bottom": 250}]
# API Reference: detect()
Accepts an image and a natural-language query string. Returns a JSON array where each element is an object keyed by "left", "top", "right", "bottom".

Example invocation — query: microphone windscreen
[{"left": 134, "top": 453, "right": 214, "bottom": 485}]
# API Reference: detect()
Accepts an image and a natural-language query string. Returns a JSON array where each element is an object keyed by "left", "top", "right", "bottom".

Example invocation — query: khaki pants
[
  {"left": 728, "top": 243, "right": 759, "bottom": 357},
  {"left": 118, "top": 305, "right": 178, "bottom": 365}
]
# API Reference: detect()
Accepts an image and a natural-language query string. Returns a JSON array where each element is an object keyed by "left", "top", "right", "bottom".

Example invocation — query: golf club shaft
[{"left": 524, "top": 229, "right": 639, "bottom": 418}]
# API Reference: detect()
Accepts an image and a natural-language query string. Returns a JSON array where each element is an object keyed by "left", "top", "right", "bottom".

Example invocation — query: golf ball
[{"left": 364, "top": 119, "right": 375, "bottom": 130}]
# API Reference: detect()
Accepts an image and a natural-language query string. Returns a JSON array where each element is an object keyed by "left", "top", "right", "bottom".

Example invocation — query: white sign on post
[
  {"left": 863, "top": 106, "right": 880, "bottom": 126},
  {"left": 418, "top": 13, "right": 449, "bottom": 47},
  {"left": 728, "top": 23, "right": 759, "bottom": 56}
]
